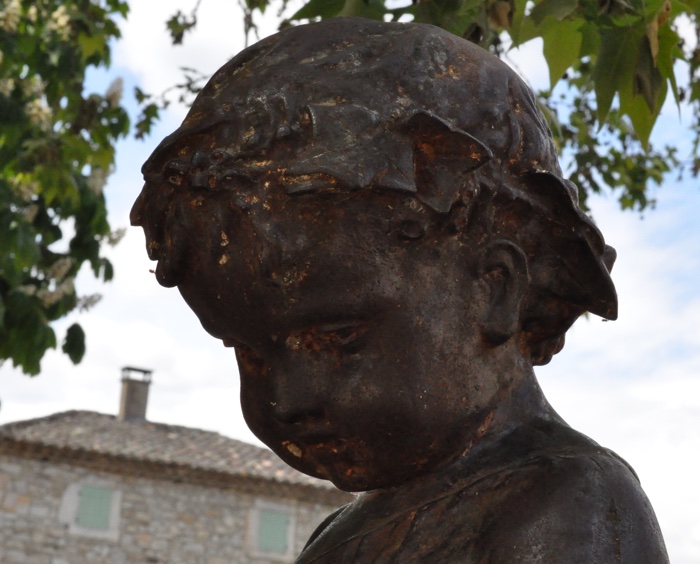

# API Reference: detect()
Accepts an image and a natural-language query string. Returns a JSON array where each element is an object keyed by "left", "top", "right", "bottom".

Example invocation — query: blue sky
[{"left": 1, "top": 2, "right": 699, "bottom": 560}]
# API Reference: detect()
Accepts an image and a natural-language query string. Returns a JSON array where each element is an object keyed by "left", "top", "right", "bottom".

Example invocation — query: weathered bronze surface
[{"left": 131, "top": 17, "right": 668, "bottom": 562}]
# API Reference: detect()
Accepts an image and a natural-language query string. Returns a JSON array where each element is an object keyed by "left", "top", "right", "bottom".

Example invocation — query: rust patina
[{"left": 131, "top": 18, "right": 668, "bottom": 563}]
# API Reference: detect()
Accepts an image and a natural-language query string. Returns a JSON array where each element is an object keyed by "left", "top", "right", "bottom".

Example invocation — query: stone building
[{"left": 0, "top": 369, "right": 351, "bottom": 563}]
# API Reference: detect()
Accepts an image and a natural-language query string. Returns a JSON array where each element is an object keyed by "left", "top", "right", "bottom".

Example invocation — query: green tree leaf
[
  {"left": 530, "top": 0, "right": 579, "bottom": 25},
  {"left": 62, "top": 323, "right": 87, "bottom": 365},
  {"left": 77, "top": 33, "right": 106, "bottom": 62},
  {"left": 290, "top": 0, "right": 345, "bottom": 20},
  {"left": 633, "top": 36, "right": 664, "bottom": 113},
  {"left": 655, "top": 22, "right": 681, "bottom": 106},
  {"left": 578, "top": 20, "right": 601, "bottom": 57},
  {"left": 593, "top": 24, "right": 646, "bottom": 124},
  {"left": 339, "top": 0, "right": 387, "bottom": 18},
  {"left": 541, "top": 18, "right": 583, "bottom": 89},
  {"left": 620, "top": 67, "right": 667, "bottom": 148}
]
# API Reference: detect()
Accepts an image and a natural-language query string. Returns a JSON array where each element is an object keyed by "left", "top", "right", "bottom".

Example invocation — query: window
[
  {"left": 249, "top": 501, "right": 296, "bottom": 560},
  {"left": 59, "top": 481, "right": 122, "bottom": 541},
  {"left": 76, "top": 485, "right": 112, "bottom": 529}
]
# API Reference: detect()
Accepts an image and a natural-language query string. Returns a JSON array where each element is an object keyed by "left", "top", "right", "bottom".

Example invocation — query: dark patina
[{"left": 131, "top": 17, "right": 668, "bottom": 562}]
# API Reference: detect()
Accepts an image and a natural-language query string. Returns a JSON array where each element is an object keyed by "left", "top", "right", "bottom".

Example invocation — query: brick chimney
[{"left": 118, "top": 366, "right": 152, "bottom": 421}]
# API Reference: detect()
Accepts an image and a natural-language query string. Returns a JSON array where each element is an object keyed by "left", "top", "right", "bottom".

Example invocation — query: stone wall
[{"left": 0, "top": 455, "right": 343, "bottom": 563}]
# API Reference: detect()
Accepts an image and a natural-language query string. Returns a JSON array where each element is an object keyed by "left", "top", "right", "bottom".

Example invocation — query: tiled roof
[{"left": 0, "top": 410, "right": 335, "bottom": 492}]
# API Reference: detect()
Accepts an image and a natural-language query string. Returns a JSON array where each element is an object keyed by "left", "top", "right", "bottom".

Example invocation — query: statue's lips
[
  {"left": 295, "top": 434, "right": 344, "bottom": 448},
  {"left": 280, "top": 425, "right": 338, "bottom": 443},
  {"left": 279, "top": 431, "right": 354, "bottom": 457}
]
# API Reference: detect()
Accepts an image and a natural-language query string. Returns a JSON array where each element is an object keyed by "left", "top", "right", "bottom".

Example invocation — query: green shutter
[
  {"left": 76, "top": 485, "right": 112, "bottom": 529},
  {"left": 257, "top": 508, "right": 290, "bottom": 554}
]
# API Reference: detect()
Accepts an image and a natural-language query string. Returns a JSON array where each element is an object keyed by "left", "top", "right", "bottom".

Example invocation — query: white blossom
[
  {"left": 22, "top": 76, "right": 45, "bottom": 97},
  {"left": 9, "top": 176, "right": 39, "bottom": 201},
  {"left": 108, "top": 227, "right": 127, "bottom": 246},
  {"left": 105, "top": 77, "right": 123, "bottom": 108},
  {"left": 37, "top": 277, "right": 75, "bottom": 307},
  {"left": 22, "top": 204, "right": 39, "bottom": 223},
  {"left": 78, "top": 293, "right": 102, "bottom": 312},
  {"left": 15, "top": 178, "right": 39, "bottom": 201},
  {"left": 0, "top": 78, "right": 14, "bottom": 97},
  {"left": 46, "top": 5, "right": 71, "bottom": 40},
  {"left": 17, "top": 285, "right": 37, "bottom": 297},
  {"left": 87, "top": 167, "right": 109, "bottom": 195},
  {"left": 0, "top": 0, "right": 21, "bottom": 33},
  {"left": 47, "top": 258, "right": 73, "bottom": 281},
  {"left": 25, "top": 98, "right": 52, "bottom": 132}
]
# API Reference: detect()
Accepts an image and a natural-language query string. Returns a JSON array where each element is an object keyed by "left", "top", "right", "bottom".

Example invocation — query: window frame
[
  {"left": 58, "top": 480, "right": 122, "bottom": 541},
  {"left": 248, "top": 499, "right": 296, "bottom": 561}
]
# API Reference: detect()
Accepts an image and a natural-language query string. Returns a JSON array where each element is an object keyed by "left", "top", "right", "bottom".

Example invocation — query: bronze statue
[{"left": 131, "top": 18, "right": 668, "bottom": 562}]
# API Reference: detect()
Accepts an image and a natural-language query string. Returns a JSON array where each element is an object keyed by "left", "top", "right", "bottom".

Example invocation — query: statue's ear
[
  {"left": 477, "top": 240, "right": 530, "bottom": 345},
  {"left": 400, "top": 111, "right": 492, "bottom": 213}
]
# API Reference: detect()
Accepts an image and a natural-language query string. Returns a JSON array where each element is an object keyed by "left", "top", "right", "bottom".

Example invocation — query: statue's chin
[
  {"left": 266, "top": 438, "right": 437, "bottom": 492},
  {"left": 268, "top": 438, "right": 373, "bottom": 491}
]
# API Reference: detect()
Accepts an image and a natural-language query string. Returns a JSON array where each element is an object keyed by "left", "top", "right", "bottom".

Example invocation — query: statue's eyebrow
[
  {"left": 283, "top": 297, "right": 393, "bottom": 337},
  {"left": 281, "top": 172, "right": 352, "bottom": 196},
  {"left": 164, "top": 159, "right": 188, "bottom": 173}
]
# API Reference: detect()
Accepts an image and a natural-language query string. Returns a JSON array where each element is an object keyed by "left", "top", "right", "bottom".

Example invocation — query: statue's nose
[
  {"left": 130, "top": 185, "right": 146, "bottom": 226},
  {"left": 269, "top": 359, "right": 330, "bottom": 427},
  {"left": 272, "top": 401, "right": 327, "bottom": 427}
]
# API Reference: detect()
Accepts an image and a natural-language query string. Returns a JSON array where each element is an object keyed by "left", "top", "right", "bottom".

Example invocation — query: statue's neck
[{"left": 483, "top": 367, "right": 565, "bottom": 440}]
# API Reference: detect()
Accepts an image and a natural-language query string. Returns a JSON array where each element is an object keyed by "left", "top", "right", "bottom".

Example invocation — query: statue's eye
[
  {"left": 168, "top": 172, "right": 185, "bottom": 186},
  {"left": 165, "top": 160, "right": 188, "bottom": 187},
  {"left": 218, "top": 169, "right": 254, "bottom": 192},
  {"left": 285, "top": 323, "right": 368, "bottom": 355},
  {"left": 397, "top": 219, "right": 426, "bottom": 240},
  {"left": 323, "top": 326, "right": 367, "bottom": 354}
]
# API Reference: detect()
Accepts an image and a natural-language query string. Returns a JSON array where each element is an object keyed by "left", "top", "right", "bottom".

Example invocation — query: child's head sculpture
[{"left": 132, "top": 18, "right": 617, "bottom": 492}]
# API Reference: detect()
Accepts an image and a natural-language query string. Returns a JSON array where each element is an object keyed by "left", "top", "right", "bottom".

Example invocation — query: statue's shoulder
[
  {"left": 474, "top": 425, "right": 669, "bottom": 563},
  {"left": 296, "top": 424, "right": 668, "bottom": 563}
]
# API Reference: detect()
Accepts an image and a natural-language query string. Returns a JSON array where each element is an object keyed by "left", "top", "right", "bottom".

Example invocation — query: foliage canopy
[{"left": 0, "top": 0, "right": 129, "bottom": 374}]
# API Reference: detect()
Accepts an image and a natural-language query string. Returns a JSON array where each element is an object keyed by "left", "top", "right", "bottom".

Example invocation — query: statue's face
[{"left": 159, "top": 178, "right": 500, "bottom": 491}]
